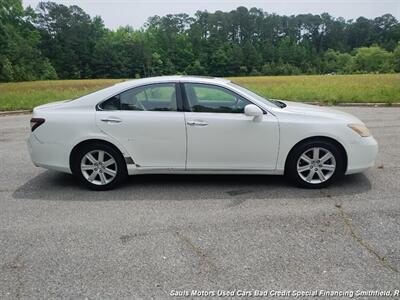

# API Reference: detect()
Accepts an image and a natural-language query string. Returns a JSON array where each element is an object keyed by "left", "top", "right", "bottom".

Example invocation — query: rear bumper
[
  {"left": 345, "top": 136, "right": 378, "bottom": 175},
  {"left": 27, "top": 134, "right": 72, "bottom": 174}
]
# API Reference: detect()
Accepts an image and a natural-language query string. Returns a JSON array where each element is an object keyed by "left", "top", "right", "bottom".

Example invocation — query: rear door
[
  {"left": 96, "top": 83, "right": 186, "bottom": 169},
  {"left": 183, "top": 82, "right": 279, "bottom": 170}
]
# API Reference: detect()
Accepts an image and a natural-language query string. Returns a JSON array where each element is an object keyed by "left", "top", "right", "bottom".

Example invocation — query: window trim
[
  {"left": 179, "top": 82, "right": 267, "bottom": 114},
  {"left": 96, "top": 82, "right": 183, "bottom": 112}
]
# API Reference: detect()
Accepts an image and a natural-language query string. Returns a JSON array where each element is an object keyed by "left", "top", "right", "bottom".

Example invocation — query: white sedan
[{"left": 27, "top": 76, "right": 378, "bottom": 190}]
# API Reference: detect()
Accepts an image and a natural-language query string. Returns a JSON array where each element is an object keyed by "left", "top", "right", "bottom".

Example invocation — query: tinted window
[
  {"left": 99, "top": 83, "right": 177, "bottom": 111},
  {"left": 184, "top": 83, "right": 251, "bottom": 113}
]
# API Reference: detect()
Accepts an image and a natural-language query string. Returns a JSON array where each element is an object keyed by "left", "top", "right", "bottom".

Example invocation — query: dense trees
[
  {"left": 1, "top": 0, "right": 399, "bottom": 82},
  {"left": 0, "top": 0, "right": 57, "bottom": 81}
]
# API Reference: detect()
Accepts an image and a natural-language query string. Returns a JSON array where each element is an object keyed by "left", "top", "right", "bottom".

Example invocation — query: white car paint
[
  {"left": 96, "top": 110, "right": 187, "bottom": 169},
  {"left": 27, "top": 75, "right": 378, "bottom": 182},
  {"left": 185, "top": 110, "right": 279, "bottom": 170}
]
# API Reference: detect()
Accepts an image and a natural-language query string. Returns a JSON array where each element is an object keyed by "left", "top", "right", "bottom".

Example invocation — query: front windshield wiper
[{"left": 270, "top": 99, "right": 287, "bottom": 108}]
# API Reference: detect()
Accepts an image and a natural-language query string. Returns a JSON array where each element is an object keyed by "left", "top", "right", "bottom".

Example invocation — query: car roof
[{"left": 114, "top": 75, "right": 231, "bottom": 89}]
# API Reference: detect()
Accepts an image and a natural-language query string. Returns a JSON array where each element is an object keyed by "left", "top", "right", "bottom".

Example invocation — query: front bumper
[
  {"left": 345, "top": 136, "right": 378, "bottom": 175},
  {"left": 27, "top": 134, "right": 72, "bottom": 174}
]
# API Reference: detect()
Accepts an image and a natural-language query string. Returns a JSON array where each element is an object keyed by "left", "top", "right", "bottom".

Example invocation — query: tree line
[{"left": 1, "top": 0, "right": 400, "bottom": 82}]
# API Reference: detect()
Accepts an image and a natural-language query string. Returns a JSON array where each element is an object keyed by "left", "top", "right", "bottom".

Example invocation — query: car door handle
[
  {"left": 101, "top": 117, "right": 122, "bottom": 123},
  {"left": 187, "top": 120, "right": 208, "bottom": 127}
]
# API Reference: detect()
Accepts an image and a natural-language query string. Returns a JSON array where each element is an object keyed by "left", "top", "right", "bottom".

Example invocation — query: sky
[{"left": 23, "top": 0, "right": 400, "bottom": 29}]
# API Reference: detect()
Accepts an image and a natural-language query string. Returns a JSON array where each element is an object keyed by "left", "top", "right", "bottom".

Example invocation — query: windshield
[{"left": 228, "top": 82, "right": 286, "bottom": 108}]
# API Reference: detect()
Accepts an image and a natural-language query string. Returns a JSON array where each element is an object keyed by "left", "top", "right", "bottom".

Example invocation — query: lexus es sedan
[{"left": 27, "top": 76, "right": 378, "bottom": 190}]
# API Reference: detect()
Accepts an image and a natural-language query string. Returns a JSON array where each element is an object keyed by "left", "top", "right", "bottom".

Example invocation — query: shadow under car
[{"left": 13, "top": 170, "right": 372, "bottom": 202}]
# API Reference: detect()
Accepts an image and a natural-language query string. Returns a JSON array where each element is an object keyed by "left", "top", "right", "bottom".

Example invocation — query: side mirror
[{"left": 244, "top": 104, "right": 263, "bottom": 122}]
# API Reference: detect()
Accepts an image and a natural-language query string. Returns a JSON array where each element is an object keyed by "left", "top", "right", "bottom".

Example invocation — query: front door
[
  {"left": 183, "top": 83, "right": 279, "bottom": 170},
  {"left": 96, "top": 83, "right": 186, "bottom": 169}
]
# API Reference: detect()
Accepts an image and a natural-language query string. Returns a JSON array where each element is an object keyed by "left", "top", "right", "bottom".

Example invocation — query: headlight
[{"left": 348, "top": 124, "right": 370, "bottom": 137}]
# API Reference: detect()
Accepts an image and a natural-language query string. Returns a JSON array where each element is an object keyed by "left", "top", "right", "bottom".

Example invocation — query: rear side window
[
  {"left": 99, "top": 83, "right": 177, "bottom": 111},
  {"left": 184, "top": 83, "right": 251, "bottom": 113}
]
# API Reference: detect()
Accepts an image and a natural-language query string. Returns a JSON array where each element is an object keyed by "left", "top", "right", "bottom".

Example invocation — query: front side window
[
  {"left": 184, "top": 83, "right": 251, "bottom": 113},
  {"left": 99, "top": 83, "right": 177, "bottom": 111}
]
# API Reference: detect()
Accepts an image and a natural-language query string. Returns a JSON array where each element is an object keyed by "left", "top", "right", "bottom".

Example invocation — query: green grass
[
  {"left": 0, "top": 79, "right": 123, "bottom": 111},
  {"left": 0, "top": 74, "right": 399, "bottom": 111},
  {"left": 230, "top": 74, "right": 400, "bottom": 105}
]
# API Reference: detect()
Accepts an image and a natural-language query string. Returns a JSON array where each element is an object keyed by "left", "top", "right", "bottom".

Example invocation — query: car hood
[{"left": 278, "top": 100, "right": 362, "bottom": 123}]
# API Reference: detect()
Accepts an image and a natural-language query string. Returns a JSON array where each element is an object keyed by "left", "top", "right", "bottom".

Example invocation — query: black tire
[
  {"left": 71, "top": 142, "right": 127, "bottom": 190},
  {"left": 285, "top": 139, "right": 345, "bottom": 189}
]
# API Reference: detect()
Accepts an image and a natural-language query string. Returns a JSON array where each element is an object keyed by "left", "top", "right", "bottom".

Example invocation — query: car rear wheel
[
  {"left": 72, "top": 143, "right": 127, "bottom": 190},
  {"left": 286, "top": 140, "right": 345, "bottom": 188}
]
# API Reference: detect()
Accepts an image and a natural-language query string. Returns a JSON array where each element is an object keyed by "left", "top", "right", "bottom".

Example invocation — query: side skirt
[{"left": 127, "top": 166, "right": 284, "bottom": 176}]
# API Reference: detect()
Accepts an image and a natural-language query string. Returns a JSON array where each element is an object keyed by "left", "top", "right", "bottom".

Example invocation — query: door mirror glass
[{"left": 244, "top": 104, "right": 263, "bottom": 122}]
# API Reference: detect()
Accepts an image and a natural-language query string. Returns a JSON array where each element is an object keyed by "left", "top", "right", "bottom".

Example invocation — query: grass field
[{"left": 0, "top": 74, "right": 399, "bottom": 111}]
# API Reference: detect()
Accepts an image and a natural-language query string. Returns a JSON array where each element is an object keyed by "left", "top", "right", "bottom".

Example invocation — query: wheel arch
[
  {"left": 69, "top": 139, "right": 130, "bottom": 172},
  {"left": 284, "top": 136, "right": 348, "bottom": 174}
]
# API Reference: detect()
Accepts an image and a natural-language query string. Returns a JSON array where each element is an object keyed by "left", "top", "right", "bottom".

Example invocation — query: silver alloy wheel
[
  {"left": 296, "top": 147, "right": 336, "bottom": 184},
  {"left": 80, "top": 150, "right": 118, "bottom": 186}
]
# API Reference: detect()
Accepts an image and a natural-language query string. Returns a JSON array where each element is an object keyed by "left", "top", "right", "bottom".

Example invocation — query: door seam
[{"left": 183, "top": 112, "right": 188, "bottom": 170}]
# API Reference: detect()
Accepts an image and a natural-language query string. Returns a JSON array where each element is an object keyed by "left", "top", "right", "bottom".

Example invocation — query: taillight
[{"left": 30, "top": 118, "right": 45, "bottom": 132}]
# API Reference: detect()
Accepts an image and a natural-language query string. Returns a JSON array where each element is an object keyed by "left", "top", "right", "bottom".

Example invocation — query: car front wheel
[
  {"left": 72, "top": 143, "right": 127, "bottom": 190},
  {"left": 286, "top": 140, "right": 345, "bottom": 188}
]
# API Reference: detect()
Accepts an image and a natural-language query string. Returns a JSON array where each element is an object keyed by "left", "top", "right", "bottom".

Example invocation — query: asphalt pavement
[{"left": 0, "top": 107, "right": 399, "bottom": 299}]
